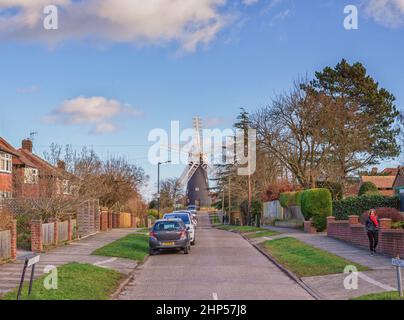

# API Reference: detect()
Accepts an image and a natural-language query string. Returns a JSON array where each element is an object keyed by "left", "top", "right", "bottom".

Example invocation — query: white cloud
[
  {"left": 0, "top": 0, "right": 234, "bottom": 52},
  {"left": 44, "top": 96, "right": 142, "bottom": 134},
  {"left": 364, "top": 0, "right": 404, "bottom": 28}
]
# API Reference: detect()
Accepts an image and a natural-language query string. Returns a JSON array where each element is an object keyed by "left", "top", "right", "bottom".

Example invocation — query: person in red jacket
[{"left": 365, "top": 209, "right": 380, "bottom": 256}]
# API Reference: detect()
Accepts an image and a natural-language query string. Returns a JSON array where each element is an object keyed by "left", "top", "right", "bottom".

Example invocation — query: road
[{"left": 119, "top": 213, "right": 313, "bottom": 300}]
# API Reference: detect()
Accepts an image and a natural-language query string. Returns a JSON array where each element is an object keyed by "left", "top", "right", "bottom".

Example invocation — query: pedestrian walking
[{"left": 366, "top": 209, "right": 380, "bottom": 256}]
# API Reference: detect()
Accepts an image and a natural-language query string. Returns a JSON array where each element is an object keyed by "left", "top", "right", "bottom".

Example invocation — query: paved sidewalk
[
  {"left": 0, "top": 228, "right": 141, "bottom": 296},
  {"left": 258, "top": 226, "right": 399, "bottom": 300}
]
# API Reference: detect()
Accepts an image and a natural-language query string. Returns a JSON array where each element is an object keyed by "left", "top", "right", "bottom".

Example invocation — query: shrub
[
  {"left": 295, "top": 191, "right": 303, "bottom": 207},
  {"left": 333, "top": 195, "right": 399, "bottom": 220},
  {"left": 360, "top": 207, "right": 403, "bottom": 224},
  {"left": 279, "top": 192, "right": 297, "bottom": 208},
  {"left": 358, "top": 182, "right": 379, "bottom": 196},
  {"left": 147, "top": 209, "right": 159, "bottom": 219},
  {"left": 263, "top": 181, "right": 297, "bottom": 202},
  {"left": 316, "top": 181, "right": 343, "bottom": 201},
  {"left": 392, "top": 221, "right": 404, "bottom": 229},
  {"left": 301, "top": 188, "right": 332, "bottom": 232}
]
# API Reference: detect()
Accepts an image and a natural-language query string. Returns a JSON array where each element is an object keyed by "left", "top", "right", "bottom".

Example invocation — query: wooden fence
[
  {"left": 42, "top": 222, "right": 55, "bottom": 246},
  {"left": 0, "top": 230, "right": 11, "bottom": 261},
  {"left": 58, "top": 221, "right": 69, "bottom": 242}
]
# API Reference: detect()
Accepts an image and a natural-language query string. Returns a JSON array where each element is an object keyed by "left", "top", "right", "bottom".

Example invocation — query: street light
[{"left": 157, "top": 160, "right": 171, "bottom": 218}]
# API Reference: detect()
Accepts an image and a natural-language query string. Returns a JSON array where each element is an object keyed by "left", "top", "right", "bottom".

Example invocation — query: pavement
[
  {"left": 118, "top": 213, "right": 313, "bottom": 300},
  {"left": 0, "top": 228, "right": 140, "bottom": 297},
  {"left": 257, "top": 226, "right": 400, "bottom": 300}
]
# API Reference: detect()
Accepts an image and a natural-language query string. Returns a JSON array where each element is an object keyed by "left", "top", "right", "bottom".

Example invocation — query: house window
[
  {"left": 62, "top": 180, "right": 71, "bottom": 195},
  {"left": 24, "top": 168, "right": 39, "bottom": 184},
  {"left": 0, "top": 152, "right": 12, "bottom": 173}
]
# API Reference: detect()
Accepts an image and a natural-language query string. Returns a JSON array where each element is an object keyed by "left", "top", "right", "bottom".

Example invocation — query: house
[
  {"left": 360, "top": 175, "right": 396, "bottom": 196},
  {"left": 18, "top": 139, "right": 73, "bottom": 197},
  {"left": 0, "top": 138, "right": 19, "bottom": 199},
  {"left": 393, "top": 166, "right": 404, "bottom": 192}
]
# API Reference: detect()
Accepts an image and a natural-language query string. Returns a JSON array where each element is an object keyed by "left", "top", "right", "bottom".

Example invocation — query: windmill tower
[{"left": 178, "top": 117, "right": 211, "bottom": 207}]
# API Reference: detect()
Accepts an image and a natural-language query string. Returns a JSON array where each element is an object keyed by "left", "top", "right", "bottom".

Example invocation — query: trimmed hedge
[
  {"left": 301, "top": 188, "right": 332, "bottom": 232},
  {"left": 279, "top": 191, "right": 304, "bottom": 208},
  {"left": 358, "top": 182, "right": 379, "bottom": 196},
  {"left": 316, "top": 181, "right": 343, "bottom": 201},
  {"left": 333, "top": 195, "right": 399, "bottom": 220}
]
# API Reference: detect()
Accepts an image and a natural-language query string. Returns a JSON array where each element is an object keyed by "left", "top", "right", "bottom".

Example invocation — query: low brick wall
[{"left": 327, "top": 216, "right": 404, "bottom": 257}]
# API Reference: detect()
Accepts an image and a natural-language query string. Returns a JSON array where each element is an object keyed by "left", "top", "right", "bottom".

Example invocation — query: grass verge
[
  {"left": 244, "top": 230, "right": 279, "bottom": 239},
  {"left": 350, "top": 291, "right": 403, "bottom": 300},
  {"left": 217, "top": 225, "right": 268, "bottom": 233},
  {"left": 1, "top": 262, "right": 123, "bottom": 300},
  {"left": 262, "top": 237, "right": 369, "bottom": 277},
  {"left": 92, "top": 233, "right": 149, "bottom": 261}
]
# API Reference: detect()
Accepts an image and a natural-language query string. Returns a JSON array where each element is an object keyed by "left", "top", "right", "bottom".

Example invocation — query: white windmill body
[{"left": 178, "top": 118, "right": 211, "bottom": 208}]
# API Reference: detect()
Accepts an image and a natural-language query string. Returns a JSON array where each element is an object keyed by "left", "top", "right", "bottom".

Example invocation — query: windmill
[{"left": 178, "top": 117, "right": 211, "bottom": 208}]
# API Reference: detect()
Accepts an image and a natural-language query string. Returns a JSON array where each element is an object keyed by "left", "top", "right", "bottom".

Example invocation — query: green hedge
[
  {"left": 316, "top": 181, "right": 343, "bottom": 200},
  {"left": 333, "top": 195, "right": 399, "bottom": 220},
  {"left": 279, "top": 191, "right": 304, "bottom": 208},
  {"left": 301, "top": 188, "right": 332, "bottom": 232},
  {"left": 358, "top": 182, "right": 379, "bottom": 196}
]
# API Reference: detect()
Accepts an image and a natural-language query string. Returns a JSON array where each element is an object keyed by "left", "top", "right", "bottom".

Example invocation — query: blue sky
[{"left": 0, "top": 0, "right": 403, "bottom": 198}]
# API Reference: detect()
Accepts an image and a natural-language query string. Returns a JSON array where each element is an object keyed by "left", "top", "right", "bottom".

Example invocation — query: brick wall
[
  {"left": 327, "top": 216, "right": 404, "bottom": 257},
  {"left": 31, "top": 219, "right": 43, "bottom": 253}
]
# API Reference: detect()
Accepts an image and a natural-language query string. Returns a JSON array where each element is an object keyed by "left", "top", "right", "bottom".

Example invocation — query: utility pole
[
  {"left": 157, "top": 160, "right": 171, "bottom": 219},
  {"left": 228, "top": 175, "right": 231, "bottom": 225}
]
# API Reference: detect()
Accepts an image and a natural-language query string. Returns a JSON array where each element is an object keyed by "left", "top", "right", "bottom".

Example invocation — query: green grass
[
  {"left": 92, "top": 233, "right": 149, "bottom": 261},
  {"left": 217, "top": 225, "right": 268, "bottom": 233},
  {"left": 351, "top": 291, "right": 403, "bottom": 300},
  {"left": 263, "top": 237, "right": 369, "bottom": 277},
  {"left": 1, "top": 263, "right": 123, "bottom": 300},
  {"left": 209, "top": 215, "right": 221, "bottom": 225},
  {"left": 244, "top": 230, "right": 279, "bottom": 239}
]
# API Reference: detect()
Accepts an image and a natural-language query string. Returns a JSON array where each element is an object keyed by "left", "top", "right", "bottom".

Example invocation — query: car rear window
[
  {"left": 154, "top": 221, "right": 182, "bottom": 231},
  {"left": 164, "top": 214, "right": 190, "bottom": 224}
]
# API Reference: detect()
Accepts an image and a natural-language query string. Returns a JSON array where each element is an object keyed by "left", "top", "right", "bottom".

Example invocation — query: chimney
[
  {"left": 371, "top": 167, "right": 378, "bottom": 175},
  {"left": 57, "top": 160, "right": 66, "bottom": 171},
  {"left": 22, "top": 139, "right": 33, "bottom": 153}
]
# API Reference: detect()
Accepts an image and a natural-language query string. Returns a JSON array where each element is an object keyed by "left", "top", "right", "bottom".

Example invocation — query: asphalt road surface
[{"left": 119, "top": 213, "right": 313, "bottom": 300}]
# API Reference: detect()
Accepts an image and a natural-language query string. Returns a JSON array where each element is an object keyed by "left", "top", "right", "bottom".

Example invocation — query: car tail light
[
  {"left": 180, "top": 230, "right": 187, "bottom": 240},
  {"left": 149, "top": 231, "right": 157, "bottom": 240}
]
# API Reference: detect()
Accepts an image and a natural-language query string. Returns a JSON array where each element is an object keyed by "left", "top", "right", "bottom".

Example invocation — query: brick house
[
  {"left": 393, "top": 166, "right": 404, "bottom": 192},
  {"left": 18, "top": 139, "right": 73, "bottom": 198},
  {"left": 360, "top": 175, "right": 396, "bottom": 196},
  {"left": 0, "top": 138, "right": 19, "bottom": 199}
]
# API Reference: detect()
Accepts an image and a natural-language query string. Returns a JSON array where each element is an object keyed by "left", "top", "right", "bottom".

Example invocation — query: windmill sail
[{"left": 178, "top": 117, "right": 211, "bottom": 207}]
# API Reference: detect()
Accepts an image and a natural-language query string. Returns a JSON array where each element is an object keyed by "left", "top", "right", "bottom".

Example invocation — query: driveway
[{"left": 118, "top": 214, "right": 312, "bottom": 300}]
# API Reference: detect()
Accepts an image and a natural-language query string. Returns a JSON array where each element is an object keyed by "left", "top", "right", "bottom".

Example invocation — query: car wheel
[
  {"left": 184, "top": 246, "right": 189, "bottom": 254},
  {"left": 149, "top": 248, "right": 155, "bottom": 256},
  {"left": 191, "top": 239, "right": 195, "bottom": 246}
]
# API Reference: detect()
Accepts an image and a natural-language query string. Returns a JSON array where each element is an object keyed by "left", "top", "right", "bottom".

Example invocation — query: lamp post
[{"left": 157, "top": 160, "right": 171, "bottom": 218}]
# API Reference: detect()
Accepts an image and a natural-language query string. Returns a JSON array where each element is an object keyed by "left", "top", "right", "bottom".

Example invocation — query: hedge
[
  {"left": 358, "top": 182, "right": 379, "bottom": 196},
  {"left": 301, "top": 188, "right": 332, "bottom": 231},
  {"left": 279, "top": 191, "right": 304, "bottom": 208},
  {"left": 316, "top": 181, "right": 343, "bottom": 201},
  {"left": 333, "top": 195, "right": 399, "bottom": 220}
]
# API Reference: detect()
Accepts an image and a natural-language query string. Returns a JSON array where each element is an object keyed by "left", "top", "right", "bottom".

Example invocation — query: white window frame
[
  {"left": 0, "top": 190, "right": 12, "bottom": 199},
  {"left": 0, "top": 152, "right": 12, "bottom": 173},
  {"left": 24, "top": 168, "right": 39, "bottom": 184}
]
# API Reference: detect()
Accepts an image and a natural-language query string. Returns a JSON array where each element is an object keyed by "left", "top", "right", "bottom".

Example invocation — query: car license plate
[{"left": 163, "top": 242, "right": 174, "bottom": 246}]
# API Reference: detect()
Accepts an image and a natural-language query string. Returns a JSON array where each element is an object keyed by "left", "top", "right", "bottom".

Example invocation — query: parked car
[
  {"left": 174, "top": 210, "right": 198, "bottom": 227},
  {"left": 163, "top": 212, "right": 196, "bottom": 245},
  {"left": 187, "top": 204, "right": 199, "bottom": 211},
  {"left": 149, "top": 219, "right": 191, "bottom": 255}
]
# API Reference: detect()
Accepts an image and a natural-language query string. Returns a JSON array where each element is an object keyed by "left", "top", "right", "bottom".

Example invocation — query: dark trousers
[{"left": 367, "top": 230, "right": 379, "bottom": 252}]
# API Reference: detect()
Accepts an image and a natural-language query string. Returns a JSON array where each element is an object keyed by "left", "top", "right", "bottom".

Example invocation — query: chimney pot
[
  {"left": 22, "top": 139, "right": 33, "bottom": 153},
  {"left": 57, "top": 160, "right": 66, "bottom": 171}
]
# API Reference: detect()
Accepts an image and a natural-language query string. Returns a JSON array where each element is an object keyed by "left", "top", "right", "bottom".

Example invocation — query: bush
[
  {"left": 358, "top": 182, "right": 379, "bottom": 196},
  {"left": 392, "top": 221, "right": 404, "bottom": 229},
  {"left": 316, "top": 181, "right": 343, "bottom": 201},
  {"left": 360, "top": 207, "right": 403, "bottom": 224},
  {"left": 301, "top": 188, "right": 332, "bottom": 232},
  {"left": 333, "top": 195, "right": 399, "bottom": 220},
  {"left": 147, "top": 209, "right": 159, "bottom": 219},
  {"left": 280, "top": 191, "right": 304, "bottom": 208}
]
